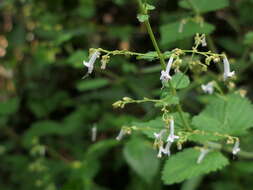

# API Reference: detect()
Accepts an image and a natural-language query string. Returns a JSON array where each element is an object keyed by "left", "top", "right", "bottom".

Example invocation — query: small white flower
[
  {"left": 178, "top": 20, "right": 186, "bottom": 33},
  {"left": 91, "top": 126, "right": 97, "bottom": 142},
  {"left": 197, "top": 148, "right": 209, "bottom": 164},
  {"left": 201, "top": 82, "right": 214, "bottom": 94},
  {"left": 167, "top": 119, "right": 179, "bottom": 143},
  {"left": 116, "top": 128, "right": 127, "bottom": 141},
  {"left": 223, "top": 56, "right": 235, "bottom": 80},
  {"left": 157, "top": 144, "right": 166, "bottom": 158},
  {"left": 232, "top": 140, "right": 240, "bottom": 155},
  {"left": 160, "top": 57, "right": 174, "bottom": 83},
  {"left": 201, "top": 36, "right": 207, "bottom": 47},
  {"left": 83, "top": 51, "right": 100, "bottom": 74},
  {"left": 163, "top": 141, "right": 172, "bottom": 156}
]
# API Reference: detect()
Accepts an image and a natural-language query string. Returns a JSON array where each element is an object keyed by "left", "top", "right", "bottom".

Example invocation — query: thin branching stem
[{"left": 136, "top": 0, "right": 191, "bottom": 130}]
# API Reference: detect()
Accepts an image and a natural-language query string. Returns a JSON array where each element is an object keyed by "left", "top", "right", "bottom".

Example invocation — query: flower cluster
[
  {"left": 153, "top": 118, "right": 179, "bottom": 158},
  {"left": 201, "top": 81, "right": 214, "bottom": 94}
]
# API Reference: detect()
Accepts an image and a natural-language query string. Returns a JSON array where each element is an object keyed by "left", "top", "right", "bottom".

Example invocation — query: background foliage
[{"left": 1, "top": 0, "right": 253, "bottom": 189}]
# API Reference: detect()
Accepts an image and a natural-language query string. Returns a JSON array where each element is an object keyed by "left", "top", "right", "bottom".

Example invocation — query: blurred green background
[{"left": 1, "top": 0, "right": 253, "bottom": 189}]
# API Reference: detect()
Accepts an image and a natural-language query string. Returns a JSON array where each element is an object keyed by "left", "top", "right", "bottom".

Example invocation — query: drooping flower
[
  {"left": 160, "top": 56, "right": 174, "bottom": 83},
  {"left": 163, "top": 141, "right": 172, "bottom": 156},
  {"left": 116, "top": 128, "right": 128, "bottom": 141},
  {"left": 232, "top": 140, "right": 240, "bottom": 155},
  {"left": 167, "top": 119, "right": 179, "bottom": 143},
  {"left": 91, "top": 126, "right": 97, "bottom": 142},
  {"left": 201, "top": 36, "right": 207, "bottom": 47},
  {"left": 83, "top": 51, "right": 100, "bottom": 74},
  {"left": 178, "top": 19, "right": 186, "bottom": 33},
  {"left": 157, "top": 144, "right": 166, "bottom": 158},
  {"left": 197, "top": 148, "right": 210, "bottom": 164},
  {"left": 223, "top": 56, "right": 235, "bottom": 80},
  {"left": 201, "top": 82, "right": 214, "bottom": 94}
]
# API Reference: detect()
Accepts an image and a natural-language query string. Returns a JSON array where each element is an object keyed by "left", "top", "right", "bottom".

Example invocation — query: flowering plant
[{"left": 83, "top": 0, "right": 253, "bottom": 185}]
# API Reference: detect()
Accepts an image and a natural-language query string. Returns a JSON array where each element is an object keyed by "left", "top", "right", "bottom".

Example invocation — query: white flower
[
  {"left": 91, "top": 126, "right": 97, "bottom": 142},
  {"left": 232, "top": 140, "right": 240, "bottom": 155},
  {"left": 160, "top": 57, "right": 174, "bottom": 83},
  {"left": 197, "top": 148, "right": 210, "bottom": 164},
  {"left": 157, "top": 144, "right": 166, "bottom": 158},
  {"left": 223, "top": 56, "right": 235, "bottom": 80},
  {"left": 201, "top": 82, "right": 214, "bottom": 94},
  {"left": 178, "top": 20, "right": 186, "bottom": 33},
  {"left": 167, "top": 119, "right": 179, "bottom": 142},
  {"left": 116, "top": 128, "right": 127, "bottom": 141},
  {"left": 154, "top": 129, "right": 166, "bottom": 141},
  {"left": 163, "top": 141, "right": 172, "bottom": 156},
  {"left": 83, "top": 51, "right": 100, "bottom": 74},
  {"left": 201, "top": 36, "right": 207, "bottom": 47}
]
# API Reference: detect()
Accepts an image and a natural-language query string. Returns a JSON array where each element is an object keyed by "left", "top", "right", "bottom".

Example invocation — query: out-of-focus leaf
[
  {"left": 0, "top": 97, "right": 19, "bottom": 115},
  {"left": 179, "top": 0, "right": 229, "bottom": 13},
  {"left": 76, "top": 79, "right": 109, "bottom": 91},
  {"left": 160, "top": 21, "right": 215, "bottom": 45},
  {"left": 123, "top": 137, "right": 159, "bottom": 183},
  {"left": 66, "top": 50, "right": 88, "bottom": 68},
  {"left": 243, "top": 32, "right": 253, "bottom": 45}
]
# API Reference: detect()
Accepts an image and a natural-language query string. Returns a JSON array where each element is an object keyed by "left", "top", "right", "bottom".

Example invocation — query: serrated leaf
[
  {"left": 76, "top": 79, "right": 109, "bottom": 91},
  {"left": 179, "top": 0, "right": 229, "bottom": 13},
  {"left": 123, "top": 138, "right": 159, "bottom": 183},
  {"left": 137, "top": 14, "right": 149, "bottom": 22},
  {"left": 169, "top": 72, "right": 190, "bottom": 89},
  {"left": 162, "top": 148, "right": 229, "bottom": 185},
  {"left": 192, "top": 94, "right": 253, "bottom": 136},
  {"left": 160, "top": 21, "right": 215, "bottom": 45}
]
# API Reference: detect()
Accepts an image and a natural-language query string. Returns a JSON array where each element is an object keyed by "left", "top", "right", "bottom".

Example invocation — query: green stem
[
  {"left": 206, "top": 142, "right": 253, "bottom": 159},
  {"left": 136, "top": 0, "right": 191, "bottom": 130},
  {"left": 137, "top": 0, "right": 166, "bottom": 70}
]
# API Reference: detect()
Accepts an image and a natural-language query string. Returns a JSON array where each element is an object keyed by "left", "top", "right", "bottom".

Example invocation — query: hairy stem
[{"left": 136, "top": 0, "right": 191, "bottom": 130}]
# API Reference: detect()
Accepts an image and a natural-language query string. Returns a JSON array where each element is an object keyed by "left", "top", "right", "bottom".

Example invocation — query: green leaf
[
  {"left": 192, "top": 94, "right": 253, "bottom": 136},
  {"left": 0, "top": 97, "right": 19, "bottom": 115},
  {"left": 243, "top": 32, "right": 253, "bottom": 45},
  {"left": 162, "top": 148, "right": 229, "bottom": 185},
  {"left": 179, "top": 0, "right": 229, "bottom": 13},
  {"left": 66, "top": 50, "right": 88, "bottom": 68},
  {"left": 155, "top": 94, "right": 179, "bottom": 107},
  {"left": 23, "top": 107, "right": 89, "bottom": 146},
  {"left": 123, "top": 137, "right": 159, "bottom": 183},
  {"left": 137, "top": 14, "right": 149, "bottom": 22},
  {"left": 85, "top": 139, "right": 119, "bottom": 160},
  {"left": 76, "top": 79, "right": 109, "bottom": 91},
  {"left": 144, "top": 3, "right": 155, "bottom": 11},
  {"left": 160, "top": 21, "right": 215, "bottom": 45},
  {"left": 170, "top": 72, "right": 190, "bottom": 89}
]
